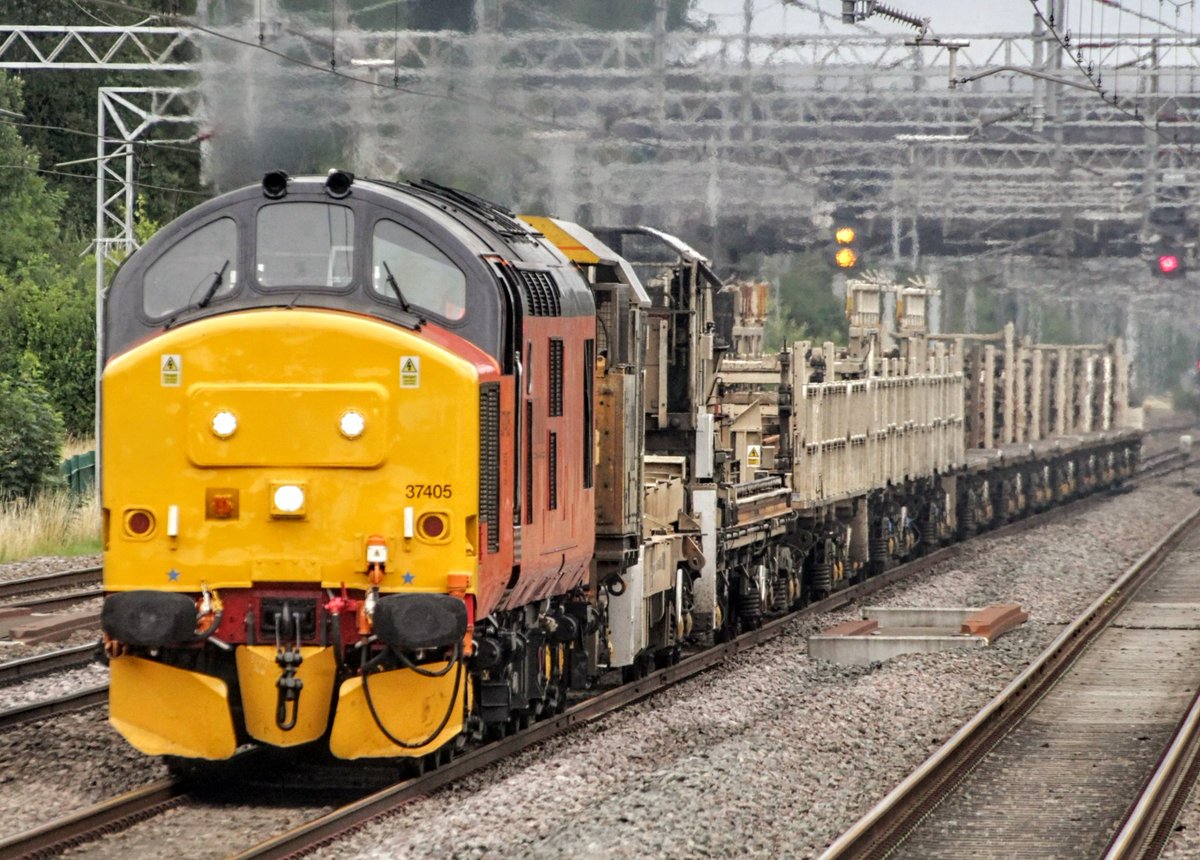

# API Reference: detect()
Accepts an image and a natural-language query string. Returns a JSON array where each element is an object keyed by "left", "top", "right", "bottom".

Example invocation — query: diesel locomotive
[{"left": 99, "top": 171, "right": 1141, "bottom": 763}]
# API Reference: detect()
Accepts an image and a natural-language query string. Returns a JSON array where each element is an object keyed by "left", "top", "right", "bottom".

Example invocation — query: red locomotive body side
[{"left": 500, "top": 313, "right": 596, "bottom": 612}]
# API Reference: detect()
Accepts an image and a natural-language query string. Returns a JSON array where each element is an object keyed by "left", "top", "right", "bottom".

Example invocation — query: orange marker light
[{"left": 206, "top": 488, "right": 239, "bottom": 520}]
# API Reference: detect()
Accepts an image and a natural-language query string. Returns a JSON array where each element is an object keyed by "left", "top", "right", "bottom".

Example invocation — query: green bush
[
  {"left": 0, "top": 372, "right": 65, "bottom": 500},
  {"left": 0, "top": 263, "right": 96, "bottom": 437}
]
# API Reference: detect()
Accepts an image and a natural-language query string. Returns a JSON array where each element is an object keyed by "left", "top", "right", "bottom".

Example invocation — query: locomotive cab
[{"left": 100, "top": 174, "right": 595, "bottom": 760}]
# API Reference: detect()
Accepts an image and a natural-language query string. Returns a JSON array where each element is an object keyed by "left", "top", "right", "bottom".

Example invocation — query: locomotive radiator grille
[
  {"left": 480, "top": 382, "right": 501, "bottom": 553},
  {"left": 548, "top": 431, "right": 558, "bottom": 511},
  {"left": 519, "top": 269, "right": 561, "bottom": 316},
  {"left": 549, "top": 338, "right": 564, "bottom": 417}
]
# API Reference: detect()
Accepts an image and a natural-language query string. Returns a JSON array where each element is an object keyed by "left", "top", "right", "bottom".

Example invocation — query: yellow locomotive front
[{"left": 100, "top": 173, "right": 518, "bottom": 761}]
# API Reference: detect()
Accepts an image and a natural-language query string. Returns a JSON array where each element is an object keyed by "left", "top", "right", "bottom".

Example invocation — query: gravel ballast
[
  {"left": 0, "top": 553, "right": 101, "bottom": 584},
  {"left": 0, "top": 479, "right": 1195, "bottom": 858},
  {"left": 312, "top": 480, "right": 1200, "bottom": 860}
]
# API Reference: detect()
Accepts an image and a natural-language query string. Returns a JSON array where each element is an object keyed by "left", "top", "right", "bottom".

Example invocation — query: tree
[
  {"left": 1, "top": 0, "right": 201, "bottom": 239},
  {"left": 765, "top": 254, "right": 847, "bottom": 351},
  {"left": 0, "top": 74, "right": 65, "bottom": 273},
  {"left": 0, "top": 73, "right": 97, "bottom": 436},
  {"left": 0, "top": 366, "right": 65, "bottom": 500}
]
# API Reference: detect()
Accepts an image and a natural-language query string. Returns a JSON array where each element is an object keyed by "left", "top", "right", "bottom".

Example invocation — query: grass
[
  {"left": 0, "top": 491, "right": 101, "bottom": 563},
  {"left": 61, "top": 434, "right": 96, "bottom": 460},
  {"left": 0, "top": 437, "right": 102, "bottom": 564}
]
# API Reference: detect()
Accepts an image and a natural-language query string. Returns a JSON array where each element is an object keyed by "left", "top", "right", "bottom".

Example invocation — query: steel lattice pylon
[
  {"left": 0, "top": 25, "right": 189, "bottom": 70},
  {"left": 192, "top": 22, "right": 1199, "bottom": 261},
  {"left": 4, "top": 20, "right": 1199, "bottom": 263}
]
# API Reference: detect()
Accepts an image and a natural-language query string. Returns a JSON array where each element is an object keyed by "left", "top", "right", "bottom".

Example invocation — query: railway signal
[
  {"left": 1151, "top": 246, "right": 1187, "bottom": 279},
  {"left": 831, "top": 224, "right": 860, "bottom": 270}
]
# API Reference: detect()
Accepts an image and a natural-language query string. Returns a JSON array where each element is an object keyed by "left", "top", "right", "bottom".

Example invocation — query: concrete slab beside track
[{"left": 825, "top": 510, "right": 1200, "bottom": 859}]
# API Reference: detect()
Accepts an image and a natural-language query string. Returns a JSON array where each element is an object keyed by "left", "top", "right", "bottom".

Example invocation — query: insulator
[{"left": 868, "top": 1, "right": 929, "bottom": 32}]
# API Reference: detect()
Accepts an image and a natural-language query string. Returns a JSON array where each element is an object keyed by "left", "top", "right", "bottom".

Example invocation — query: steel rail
[
  {"left": 229, "top": 488, "right": 1133, "bottom": 860},
  {"left": 0, "top": 643, "right": 97, "bottom": 684},
  {"left": 1102, "top": 683, "right": 1200, "bottom": 858},
  {"left": 0, "top": 684, "right": 108, "bottom": 731},
  {"left": 818, "top": 502, "right": 1200, "bottom": 860},
  {"left": 1140, "top": 449, "right": 1188, "bottom": 469},
  {"left": 0, "top": 567, "right": 102, "bottom": 602},
  {"left": 0, "top": 779, "right": 185, "bottom": 860},
  {"left": 0, "top": 476, "right": 1146, "bottom": 859},
  {"left": 5, "top": 589, "right": 105, "bottom": 613}
]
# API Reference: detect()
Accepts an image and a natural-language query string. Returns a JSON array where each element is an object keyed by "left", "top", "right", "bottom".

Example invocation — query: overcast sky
[{"left": 695, "top": 1, "right": 1049, "bottom": 36}]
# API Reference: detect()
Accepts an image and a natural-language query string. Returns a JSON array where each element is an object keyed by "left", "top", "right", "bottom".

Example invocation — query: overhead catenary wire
[
  {"left": 0, "top": 160, "right": 207, "bottom": 195},
  {"left": 0, "top": 117, "right": 201, "bottom": 155},
  {"left": 1088, "top": 0, "right": 1188, "bottom": 34},
  {"left": 1028, "top": 0, "right": 1195, "bottom": 158}
]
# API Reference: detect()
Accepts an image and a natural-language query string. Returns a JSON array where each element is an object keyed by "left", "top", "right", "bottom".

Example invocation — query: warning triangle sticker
[
  {"left": 163, "top": 357, "right": 178, "bottom": 372},
  {"left": 401, "top": 358, "right": 417, "bottom": 373}
]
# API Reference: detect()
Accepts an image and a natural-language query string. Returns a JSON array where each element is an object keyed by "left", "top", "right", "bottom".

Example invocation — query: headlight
[
  {"left": 212, "top": 410, "right": 238, "bottom": 438},
  {"left": 272, "top": 484, "right": 305, "bottom": 514},
  {"left": 339, "top": 410, "right": 365, "bottom": 439}
]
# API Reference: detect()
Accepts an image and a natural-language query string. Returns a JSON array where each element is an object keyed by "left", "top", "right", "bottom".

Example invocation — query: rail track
[
  {"left": 819, "top": 503, "right": 1200, "bottom": 860},
  {"left": 1139, "top": 448, "right": 1192, "bottom": 479},
  {"left": 0, "top": 643, "right": 105, "bottom": 731},
  {"left": 0, "top": 462, "right": 1192, "bottom": 858},
  {"left": 0, "top": 566, "right": 101, "bottom": 601},
  {"left": 1103, "top": 679, "right": 1200, "bottom": 859},
  {"left": 0, "top": 566, "right": 102, "bottom": 612},
  {"left": 0, "top": 643, "right": 96, "bottom": 685},
  {"left": 0, "top": 778, "right": 187, "bottom": 860},
  {"left": 0, "top": 496, "right": 1100, "bottom": 860}
]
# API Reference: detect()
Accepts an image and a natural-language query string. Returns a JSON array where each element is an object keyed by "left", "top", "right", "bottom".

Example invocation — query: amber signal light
[{"left": 206, "top": 488, "right": 240, "bottom": 520}]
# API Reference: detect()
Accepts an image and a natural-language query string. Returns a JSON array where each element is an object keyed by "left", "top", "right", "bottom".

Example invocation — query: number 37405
[{"left": 405, "top": 483, "right": 453, "bottom": 499}]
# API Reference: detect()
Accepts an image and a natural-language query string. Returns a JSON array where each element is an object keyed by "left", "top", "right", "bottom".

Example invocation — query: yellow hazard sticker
[
  {"left": 746, "top": 444, "right": 762, "bottom": 468},
  {"left": 400, "top": 355, "right": 420, "bottom": 389},
  {"left": 161, "top": 354, "right": 182, "bottom": 387}
]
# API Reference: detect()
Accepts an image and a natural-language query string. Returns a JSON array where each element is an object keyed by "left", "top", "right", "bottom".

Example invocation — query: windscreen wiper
[
  {"left": 197, "top": 259, "right": 230, "bottom": 309},
  {"left": 380, "top": 260, "right": 413, "bottom": 314}
]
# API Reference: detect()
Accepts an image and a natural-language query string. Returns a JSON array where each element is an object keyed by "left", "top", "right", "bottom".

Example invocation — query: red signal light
[{"left": 1159, "top": 254, "right": 1181, "bottom": 274}]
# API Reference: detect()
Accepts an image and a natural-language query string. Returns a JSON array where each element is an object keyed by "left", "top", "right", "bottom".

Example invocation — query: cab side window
[
  {"left": 143, "top": 218, "right": 238, "bottom": 319},
  {"left": 371, "top": 220, "right": 467, "bottom": 321}
]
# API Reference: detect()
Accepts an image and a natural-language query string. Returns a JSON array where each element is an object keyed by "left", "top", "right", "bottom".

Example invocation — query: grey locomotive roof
[{"left": 104, "top": 175, "right": 595, "bottom": 363}]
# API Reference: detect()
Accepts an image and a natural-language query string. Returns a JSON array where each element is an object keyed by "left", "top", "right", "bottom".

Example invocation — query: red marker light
[
  {"left": 422, "top": 516, "right": 444, "bottom": 538},
  {"left": 1159, "top": 254, "right": 1180, "bottom": 274},
  {"left": 126, "top": 510, "right": 154, "bottom": 535}
]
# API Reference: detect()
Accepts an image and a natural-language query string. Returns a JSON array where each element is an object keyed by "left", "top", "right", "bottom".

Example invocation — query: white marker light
[
  {"left": 273, "top": 484, "right": 305, "bottom": 514},
  {"left": 167, "top": 504, "right": 180, "bottom": 537},
  {"left": 339, "top": 410, "right": 365, "bottom": 439},
  {"left": 212, "top": 410, "right": 238, "bottom": 438},
  {"left": 404, "top": 506, "right": 415, "bottom": 539}
]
